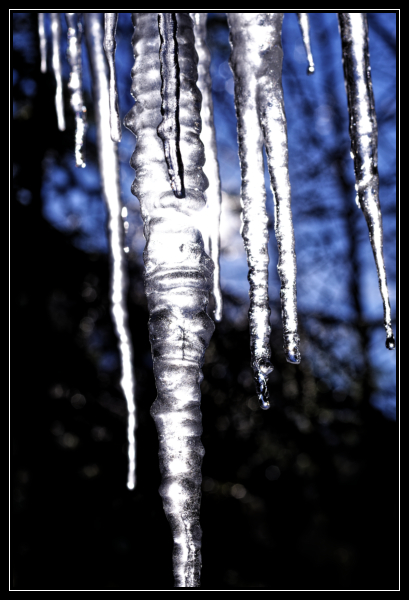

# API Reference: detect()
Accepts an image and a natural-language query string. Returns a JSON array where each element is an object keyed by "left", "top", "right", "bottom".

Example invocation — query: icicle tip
[{"left": 386, "top": 335, "right": 395, "bottom": 350}]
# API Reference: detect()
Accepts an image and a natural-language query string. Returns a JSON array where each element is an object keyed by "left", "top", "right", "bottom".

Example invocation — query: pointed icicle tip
[{"left": 297, "top": 13, "right": 315, "bottom": 76}]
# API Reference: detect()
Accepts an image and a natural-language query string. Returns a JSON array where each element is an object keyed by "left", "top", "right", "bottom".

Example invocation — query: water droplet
[{"left": 386, "top": 335, "right": 395, "bottom": 350}]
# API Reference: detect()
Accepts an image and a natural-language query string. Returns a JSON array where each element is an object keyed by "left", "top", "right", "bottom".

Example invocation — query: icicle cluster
[
  {"left": 37, "top": 11, "right": 395, "bottom": 589},
  {"left": 338, "top": 13, "right": 395, "bottom": 350},
  {"left": 125, "top": 12, "right": 213, "bottom": 587},
  {"left": 227, "top": 12, "right": 301, "bottom": 409}
]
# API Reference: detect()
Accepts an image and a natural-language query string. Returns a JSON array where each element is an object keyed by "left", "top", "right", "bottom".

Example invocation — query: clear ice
[
  {"left": 338, "top": 13, "right": 395, "bottom": 350},
  {"left": 190, "top": 12, "right": 223, "bottom": 322},
  {"left": 125, "top": 12, "right": 213, "bottom": 587},
  {"left": 157, "top": 13, "right": 185, "bottom": 199},
  {"left": 38, "top": 13, "right": 47, "bottom": 74},
  {"left": 227, "top": 12, "right": 301, "bottom": 409},
  {"left": 103, "top": 13, "right": 122, "bottom": 143},
  {"left": 296, "top": 13, "right": 315, "bottom": 74},
  {"left": 50, "top": 13, "right": 65, "bottom": 131},
  {"left": 65, "top": 13, "right": 87, "bottom": 168},
  {"left": 35, "top": 11, "right": 396, "bottom": 588},
  {"left": 84, "top": 13, "right": 138, "bottom": 490}
]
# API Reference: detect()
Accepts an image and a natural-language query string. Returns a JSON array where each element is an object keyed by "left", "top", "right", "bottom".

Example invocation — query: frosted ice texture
[
  {"left": 191, "top": 12, "right": 223, "bottom": 322},
  {"left": 65, "top": 13, "right": 87, "bottom": 168},
  {"left": 227, "top": 12, "right": 301, "bottom": 409},
  {"left": 296, "top": 13, "right": 315, "bottom": 74},
  {"left": 103, "top": 13, "right": 122, "bottom": 143},
  {"left": 157, "top": 13, "right": 185, "bottom": 199},
  {"left": 125, "top": 12, "right": 214, "bottom": 588},
  {"left": 84, "top": 13, "right": 138, "bottom": 490},
  {"left": 50, "top": 13, "right": 65, "bottom": 131},
  {"left": 338, "top": 13, "right": 395, "bottom": 350},
  {"left": 38, "top": 13, "right": 47, "bottom": 74}
]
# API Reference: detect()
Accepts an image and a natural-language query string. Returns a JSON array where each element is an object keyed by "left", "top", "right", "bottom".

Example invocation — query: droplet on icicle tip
[
  {"left": 254, "top": 358, "right": 273, "bottom": 410},
  {"left": 284, "top": 333, "right": 301, "bottom": 364},
  {"left": 307, "top": 64, "right": 315, "bottom": 75},
  {"left": 386, "top": 335, "right": 395, "bottom": 350}
]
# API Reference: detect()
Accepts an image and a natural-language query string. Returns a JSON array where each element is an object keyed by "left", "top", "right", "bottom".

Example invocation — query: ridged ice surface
[
  {"left": 103, "top": 13, "right": 122, "bottom": 143},
  {"left": 296, "top": 13, "right": 315, "bottom": 74},
  {"left": 38, "top": 13, "right": 47, "bottom": 74},
  {"left": 66, "top": 13, "right": 87, "bottom": 168},
  {"left": 84, "top": 13, "right": 138, "bottom": 490},
  {"left": 191, "top": 12, "right": 223, "bottom": 322},
  {"left": 125, "top": 12, "right": 213, "bottom": 587},
  {"left": 157, "top": 13, "right": 185, "bottom": 199},
  {"left": 338, "top": 13, "right": 395, "bottom": 350},
  {"left": 227, "top": 12, "right": 300, "bottom": 409},
  {"left": 50, "top": 13, "right": 65, "bottom": 131}
]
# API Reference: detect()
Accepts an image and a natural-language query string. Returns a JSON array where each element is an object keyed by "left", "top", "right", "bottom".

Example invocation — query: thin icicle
[
  {"left": 38, "top": 13, "right": 47, "bottom": 74},
  {"left": 157, "top": 12, "right": 185, "bottom": 199},
  {"left": 296, "top": 13, "right": 315, "bottom": 74},
  {"left": 84, "top": 13, "right": 138, "bottom": 489},
  {"left": 50, "top": 13, "right": 65, "bottom": 131},
  {"left": 103, "top": 13, "right": 122, "bottom": 143},
  {"left": 190, "top": 12, "right": 223, "bottom": 322},
  {"left": 125, "top": 12, "right": 212, "bottom": 587},
  {"left": 338, "top": 13, "right": 395, "bottom": 350},
  {"left": 66, "top": 13, "right": 87, "bottom": 168}
]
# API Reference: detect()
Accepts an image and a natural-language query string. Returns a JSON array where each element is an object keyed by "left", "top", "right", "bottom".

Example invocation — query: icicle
[
  {"left": 338, "top": 13, "right": 395, "bottom": 350},
  {"left": 65, "top": 13, "right": 87, "bottom": 168},
  {"left": 50, "top": 13, "right": 65, "bottom": 131},
  {"left": 38, "top": 13, "right": 47, "bottom": 74},
  {"left": 157, "top": 13, "right": 185, "bottom": 199},
  {"left": 103, "top": 13, "right": 122, "bottom": 143},
  {"left": 125, "top": 12, "right": 212, "bottom": 587},
  {"left": 84, "top": 13, "right": 138, "bottom": 489},
  {"left": 296, "top": 13, "right": 315, "bottom": 75},
  {"left": 227, "top": 13, "right": 300, "bottom": 407},
  {"left": 190, "top": 12, "right": 223, "bottom": 322}
]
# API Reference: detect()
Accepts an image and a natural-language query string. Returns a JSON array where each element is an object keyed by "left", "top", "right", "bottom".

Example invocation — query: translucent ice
[
  {"left": 38, "top": 13, "right": 47, "bottom": 74},
  {"left": 125, "top": 12, "right": 213, "bottom": 587},
  {"left": 296, "top": 13, "right": 315, "bottom": 74},
  {"left": 338, "top": 13, "right": 395, "bottom": 349},
  {"left": 190, "top": 12, "right": 223, "bottom": 322},
  {"left": 157, "top": 13, "right": 185, "bottom": 199},
  {"left": 103, "top": 13, "right": 122, "bottom": 143},
  {"left": 84, "top": 13, "right": 138, "bottom": 489},
  {"left": 66, "top": 13, "right": 87, "bottom": 167},
  {"left": 50, "top": 13, "right": 65, "bottom": 131},
  {"left": 227, "top": 12, "right": 301, "bottom": 408}
]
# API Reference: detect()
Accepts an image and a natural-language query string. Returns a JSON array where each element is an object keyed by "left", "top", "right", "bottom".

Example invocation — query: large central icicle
[
  {"left": 338, "top": 13, "right": 395, "bottom": 350},
  {"left": 65, "top": 13, "right": 87, "bottom": 168},
  {"left": 190, "top": 12, "right": 223, "bottom": 322},
  {"left": 227, "top": 12, "right": 301, "bottom": 409},
  {"left": 84, "top": 13, "right": 138, "bottom": 490},
  {"left": 125, "top": 12, "right": 213, "bottom": 588}
]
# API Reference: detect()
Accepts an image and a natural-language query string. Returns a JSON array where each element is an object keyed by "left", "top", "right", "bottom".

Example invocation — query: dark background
[{"left": 12, "top": 12, "right": 398, "bottom": 590}]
